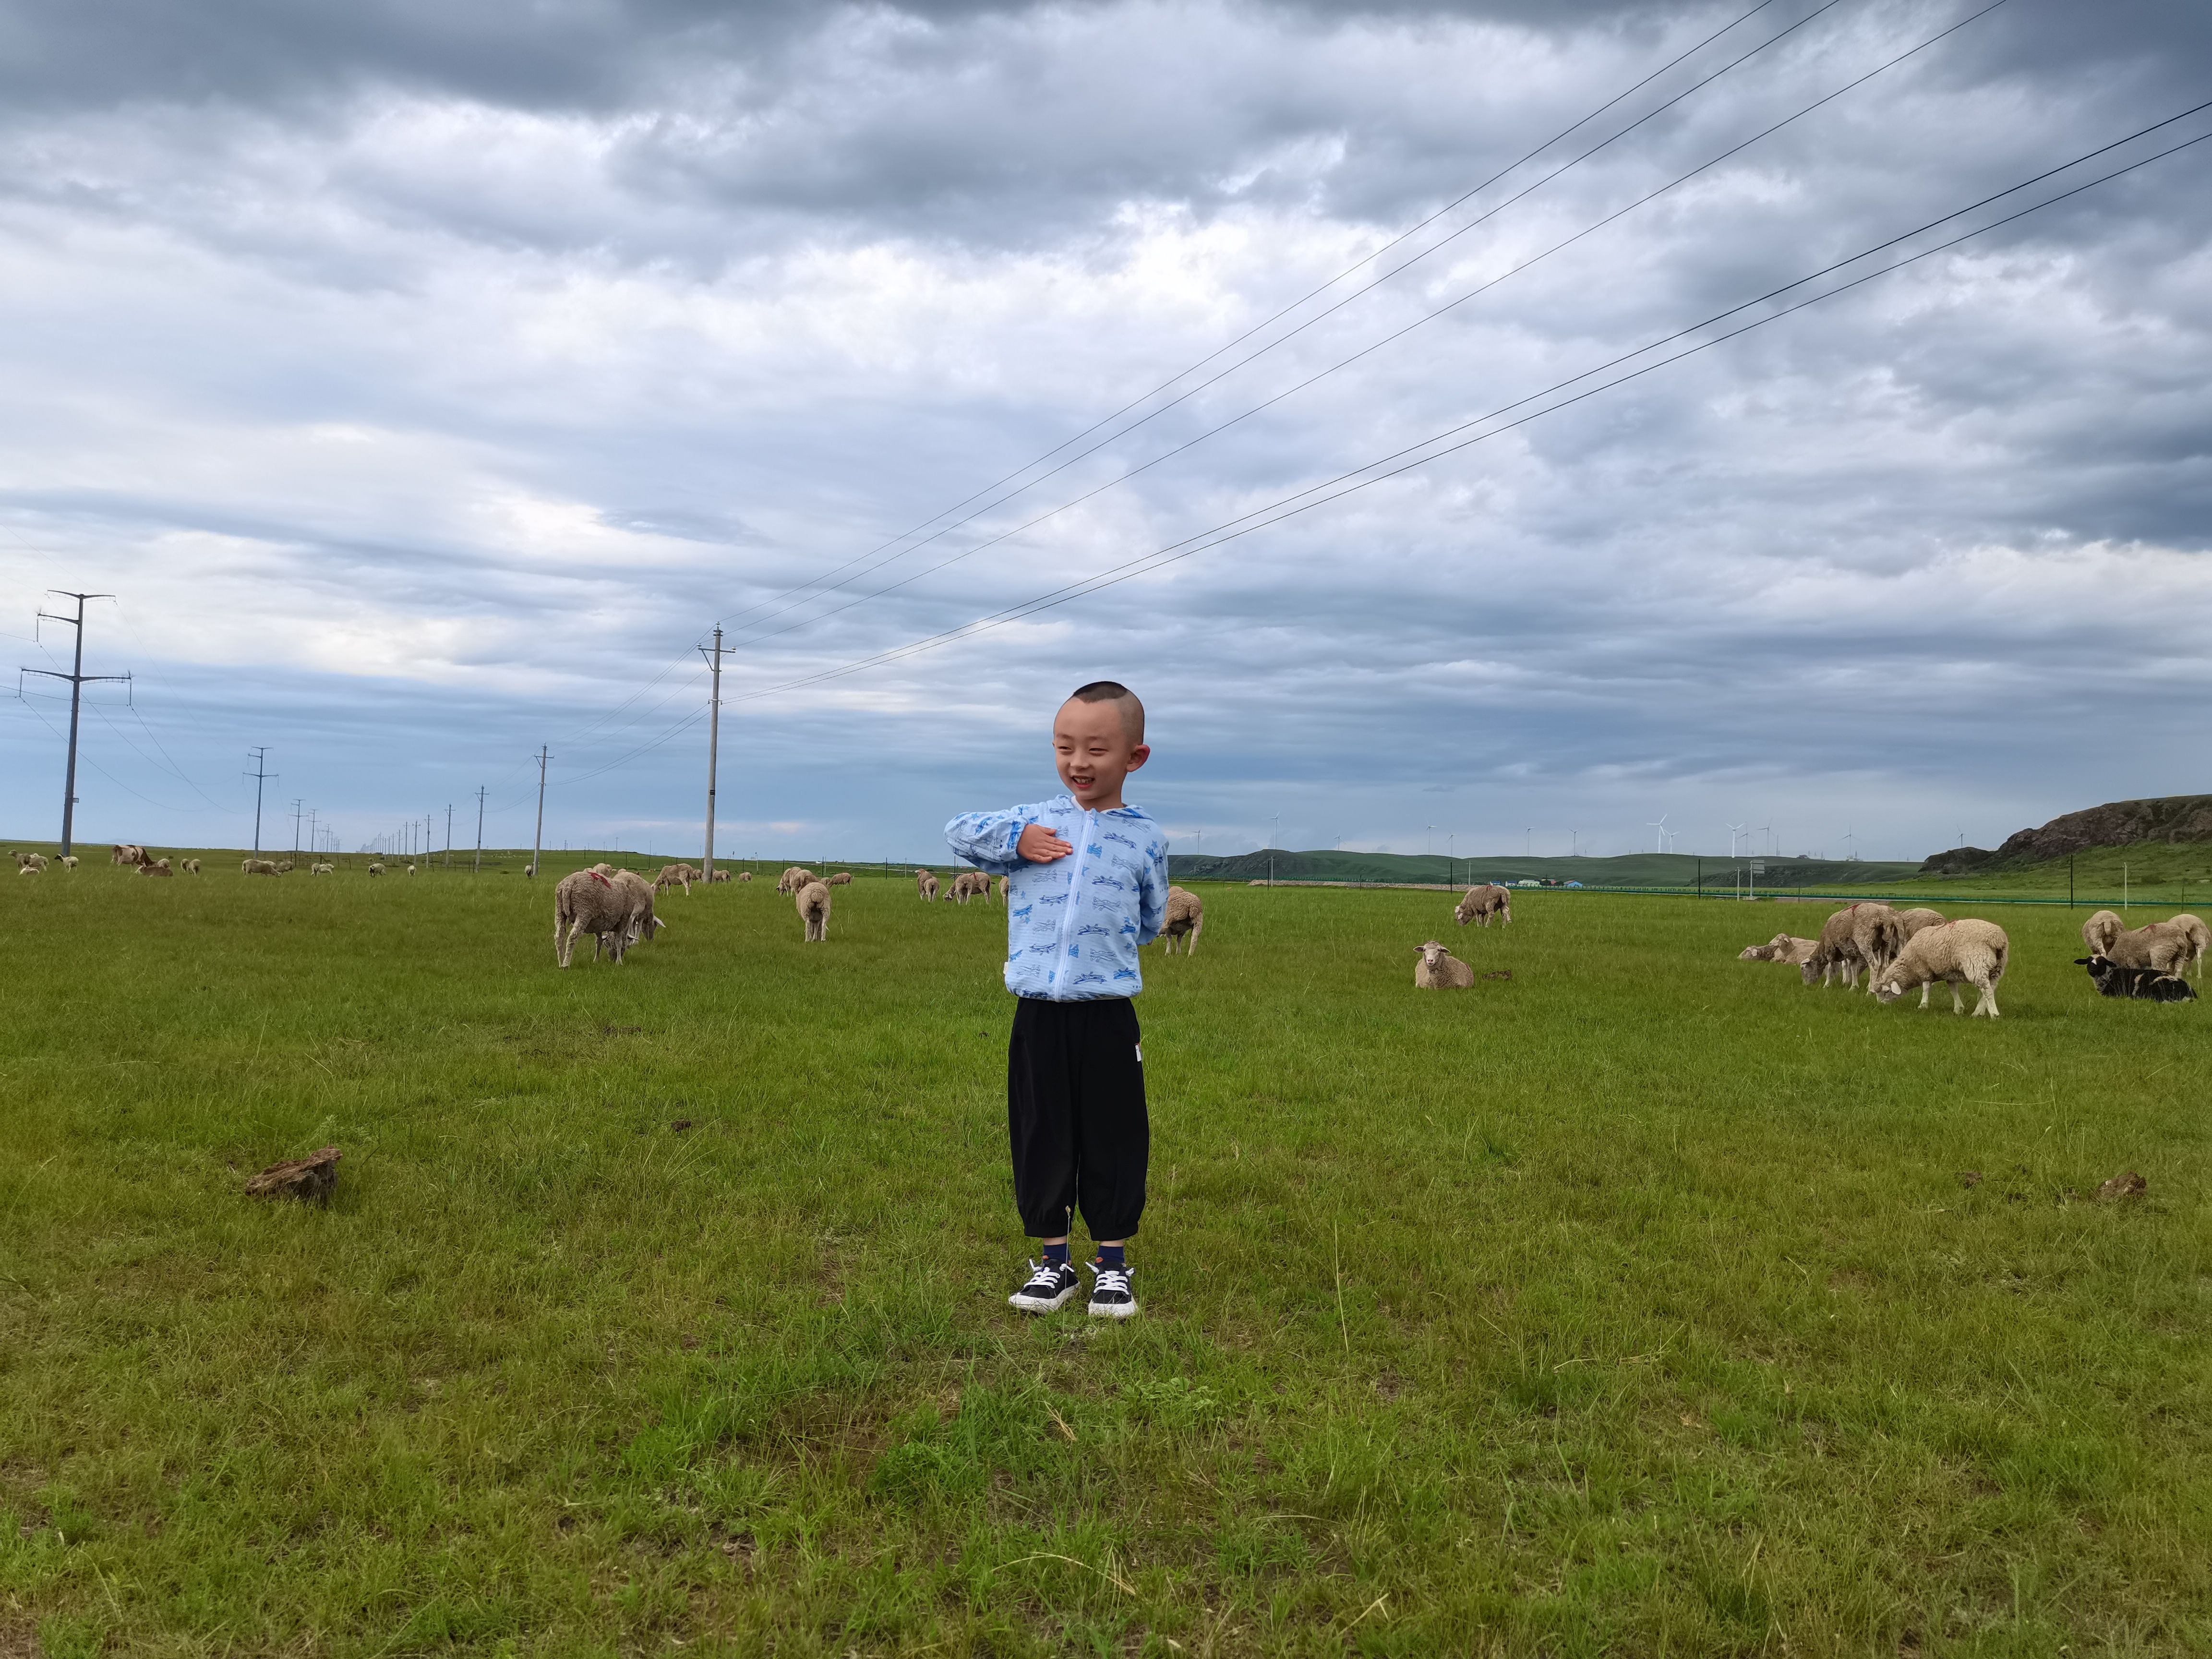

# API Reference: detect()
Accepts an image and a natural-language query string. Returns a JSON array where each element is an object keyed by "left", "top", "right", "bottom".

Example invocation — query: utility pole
[
  {"left": 474, "top": 786, "right": 488, "bottom": 875},
  {"left": 529, "top": 747, "right": 551, "bottom": 878},
  {"left": 20, "top": 590, "right": 125, "bottom": 858},
  {"left": 289, "top": 798, "right": 304, "bottom": 860},
  {"left": 307, "top": 807, "right": 317, "bottom": 858},
  {"left": 699, "top": 626, "right": 728, "bottom": 880},
  {"left": 444, "top": 803, "right": 454, "bottom": 868},
  {"left": 244, "top": 747, "right": 275, "bottom": 853}
]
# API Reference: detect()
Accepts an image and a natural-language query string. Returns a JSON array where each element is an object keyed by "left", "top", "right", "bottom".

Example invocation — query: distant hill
[
  {"left": 1167, "top": 848, "right": 1918, "bottom": 889},
  {"left": 1921, "top": 794, "right": 2212, "bottom": 876}
]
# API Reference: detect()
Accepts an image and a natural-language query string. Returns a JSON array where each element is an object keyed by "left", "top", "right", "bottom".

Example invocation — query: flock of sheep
[
  {"left": 14, "top": 844, "right": 204, "bottom": 877},
  {"left": 1736, "top": 901, "right": 2205, "bottom": 1016},
  {"left": 548, "top": 862, "right": 1211, "bottom": 965}
]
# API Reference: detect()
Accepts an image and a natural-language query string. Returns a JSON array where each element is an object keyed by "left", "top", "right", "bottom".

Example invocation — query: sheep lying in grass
[
  {"left": 14, "top": 852, "right": 47, "bottom": 873},
  {"left": 1739, "top": 934, "right": 1815, "bottom": 964},
  {"left": 242, "top": 858, "right": 280, "bottom": 876},
  {"left": 796, "top": 879, "right": 832, "bottom": 941},
  {"left": 827, "top": 871, "right": 853, "bottom": 886},
  {"left": 916, "top": 869, "right": 939, "bottom": 903},
  {"left": 140, "top": 857, "right": 173, "bottom": 877},
  {"left": 2074, "top": 955, "right": 2197, "bottom": 1002},
  {"left": 1455, "top": 884, "right": 1512, "bottom": 927},
  {"left": 1872, "top": 919, "right": 2009, "bottom": 1017},
  {"left": 2081, "top": 910, "right": 2123, "bottom": 955},
  {"left": 1414, "top": 940, "right": 1475, "bottom": 989},
  {"left": 1160, "top": 886, "right": 1204, "bottom": 955}
]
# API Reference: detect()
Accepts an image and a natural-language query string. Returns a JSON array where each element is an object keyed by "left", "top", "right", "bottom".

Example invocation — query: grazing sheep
[
  {"left": 2101, "top": 918, "right": 2195, "bottom": 975},
  {"left": 367, "top": 863, "right": 384, "bottom": 877},
  {"left": 554, "top": 868, "right": 644, "bottom": 967},
  {"left": 950, "top": 870, "right": 990, "bottom": 904},
  {"left": 735, "top": 870, "right": 752, "bottom": 883},
  {"left": 994, "top": 875, "right": 1007, "bottom": 904},
  {"left": 111, "top": 844, "right": 145, "bottom": 866},
  {"left": 1414, "top": 939, "right": 1475, "bottom": 989},
  {"left": 777, "top": 866, "right": 816, "bottom": 896},
  {"left": 1872, "top": 919, "right": 2009, "bottom": 1018},
  {"left": 14, "top": 852, "right": 47, "bottom": 873},
  {"left": 655, "top": 863, "right": 695, "bottom": 896},
  {"left": 405, "top": 864, "right": 415, "bottom": 875},
  {"left": 2081, "top": 910, "right": 2124, "bottom": 956},
  {"left": 140, "top": 857, "right": 173, "bottom": 877},
  {"left": 181, "top": 857, "right": 201, "bottom": 875},
  {"left": 1802, "top": 903, "right": 1893, "bottom": 990},
  {"left": 311, "top": 862, "right": 335, "bottom": 875},
  {"left": 275, "top": 860, "right": 294, "bottom": 874},
  {"left": 2074, "top": 954, "right": 2197, "bottom": 1002},
  {"left": 2168, "top": 913, "right": 2209, "bottom": 979},
  {"left": 796, "top": 879, "right": 832, "bottom": 942},
  {"left": 1454, "top": 884, "right": 1512, "bottom": 927},
  {"left": 709, "top": 869, "right": 732, "bottom": 883},
  {"left": 827, "top": 871, "right": 853, "bottom": 886},
  {"left": 1160, "top": 886, "right": 1204, "bottom": 955},
  {"left": 242, "top": 858, "right": 280, "bottom": 876},
  {"left": 1739, "top": 933, "right": 1816, "bottom": 964},
  {"left": 59, "top": 854, "right": 78, "bottom": 871},
  {"left": 916, "top": 869, "right": 940, "bottom": 903},
  {"left": 600, "top": 867, "right": 667, "bottom": 957},
  {"left": 1847, "top": 902, "right": 1907, "bottom": 995}
]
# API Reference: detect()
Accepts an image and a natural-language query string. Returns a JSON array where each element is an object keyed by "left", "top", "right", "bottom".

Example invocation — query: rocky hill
[{"left": 1920, "top": 794, "right": 2212, "bottom": 876}]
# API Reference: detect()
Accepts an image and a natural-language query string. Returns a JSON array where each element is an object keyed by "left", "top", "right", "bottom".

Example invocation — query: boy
[{"left": 944, "top": 681, "right": 1170, "bottom": 1319}]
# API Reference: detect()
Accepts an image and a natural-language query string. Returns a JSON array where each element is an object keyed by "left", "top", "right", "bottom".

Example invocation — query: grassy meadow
[{"left": 2, "top": 861, "right": 2208, "bottom": 1656}]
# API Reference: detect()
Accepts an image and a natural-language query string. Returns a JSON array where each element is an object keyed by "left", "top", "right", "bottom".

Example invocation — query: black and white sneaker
[
  {"left": 1087, "top": 1262, "right": 1138, "bottom": 1319},
  {"left": 1008, "top": 1259, "right": 1081, "bottom": 1314}
]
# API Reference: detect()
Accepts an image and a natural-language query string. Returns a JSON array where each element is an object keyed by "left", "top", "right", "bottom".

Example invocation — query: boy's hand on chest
[{"left": 1018, "top": 823, "right": 1074, "bottom": 863}]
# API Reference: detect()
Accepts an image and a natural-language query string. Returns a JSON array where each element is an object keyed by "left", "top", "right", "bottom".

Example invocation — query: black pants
[{"left": 1008, "top": 996, "right": 1148, "bottom": 1240}]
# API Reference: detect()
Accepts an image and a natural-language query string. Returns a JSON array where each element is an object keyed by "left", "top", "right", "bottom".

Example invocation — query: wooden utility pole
[
  {"left": 20, "top": 591, "right": 126, "bottom": 858},
  {"left": 699, "top": 626, "right": 728, "bottom": 880},
  {"left": 529, "top": 747, "right": 551, "bottom": 877}
]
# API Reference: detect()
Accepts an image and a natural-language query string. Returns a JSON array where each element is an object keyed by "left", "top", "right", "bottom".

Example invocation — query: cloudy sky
[{"left": 2, "top": 0, "right": 2207, "bottom": 863}]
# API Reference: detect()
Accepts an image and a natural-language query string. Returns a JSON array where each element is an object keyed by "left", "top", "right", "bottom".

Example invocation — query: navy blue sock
[
  {"left": 1042, "top": 1241, "right": 1070, "bottom": 1268},
  {"left": 1095, "top": 1243, "right": 1126, "bottom": 1271}
]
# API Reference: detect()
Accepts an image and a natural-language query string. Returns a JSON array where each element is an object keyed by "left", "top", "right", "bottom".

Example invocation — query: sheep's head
[
  {"left": 1872, "top": 975, "right": 1908, "bottom": 1004},
  {"left": 1417, "top": 940, "right": 1451, "bottom": 971},
  {"left": 1799, "top": 957, "right": 1822, "bottom": 986}
]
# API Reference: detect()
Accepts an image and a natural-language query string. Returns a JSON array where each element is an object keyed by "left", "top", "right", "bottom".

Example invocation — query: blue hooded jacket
[{"left": 945, "top": 794, "right": 1171, "bottom": 1000}]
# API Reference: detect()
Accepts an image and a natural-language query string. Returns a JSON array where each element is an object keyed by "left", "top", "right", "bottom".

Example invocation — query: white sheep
[
  {"left": 827, "top": 871, "right": 854, "bottom": 887},
  {"left": 242, "top": 858, "right": 280, "bottom": 876},
  {"left": 59, "top": 854, "right": 78, "bottom": 870},
  {"left": 367, "top": 863, "right": 384, "bottom": 877},
  {"left": 655, "top": 864, "right": 697, "bottom": 895},
  {"left": 555, "top": 868, "right": 641, "bottom": 967},
  {"left": 993, "top": 876, "right": 1007, "bottom": 904},
  {"left": 1159, "top": 886, "right": 1204, "bottom": 955},
  {"left": 796, "top": 879, "right": 832, "bottom": 942},
  {"left": 2168, "top": 913, "right": 2209, "bottom": 979},
  {"left": 916, "top": 869, "right": 940, "bottom": 903},
  {"left": 2102, "top": 917, "right": 2195, "bottom": 975},
  {"left": 1802, "top": 903, "right": 1897, "bottom": 990},
  {"left": 2081, "top": 910, "right": 2123, "bottom": 956},
  {"left": 1872, "top": 919, "right": 2009, "bottom": 1017},
  {"left": 950, "top": 871, "right": 989, "bottom": 904},
  {"left": 180, "top": 857, "right": 201, "bottom": 874},
  {"left": 1454, "top": 884, "right": 1512, "bottom": 927},
  {"left": 14, "top": 852, "right": 47, "bottom": 873},
  {"left": 311, "top": 862, "right": 335, "bottom": 875},
  {"left": 775, "top": 866, "right": 816, "bottom": 896},
  {"left": 1739, "top": 934, "right": 1815, "bottom": 964},
  {"left": 736, "top": 870, "right": 753, "bottom": 883},
  {"left": 1414, "top": 939, "right": 1475, "bottom": 989}
]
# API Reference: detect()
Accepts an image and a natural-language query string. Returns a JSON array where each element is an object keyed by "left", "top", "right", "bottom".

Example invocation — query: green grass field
[{"left": 3, "top": 862, "right": 2208, "bottom": 1656}]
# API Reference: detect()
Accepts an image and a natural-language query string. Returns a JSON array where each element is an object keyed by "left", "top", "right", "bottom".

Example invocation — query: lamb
[
  {"left": 1739, "top": 934, "right": 1816, "bottom": 964},
  {"left": 1454, "top": 884, "right": 1512, "bottom": 927},
  {"left": 827, "top": 871, "right": 853, "bottom": 886},
  {"left": 140, "top": 857, "right": 173, "bottom": 877},
  {"left": 2167, "top": 913, "right": 2209, "bottom": 979},
  {"left": 777, "top": 866, "right": 816, "bottom": 896},
  {"left": 1871, "top": 919, "right": 2009, "bottom": 1018},
  {"left": 242, "top": 858, "right": 280, "bottom": 876},
  {"left": 58, "top": 854, "right": 78, "bottom": 870},
  {"left": 2081, "top": 910, "right": 2123, "bottom": 956},
  {"left": 796, "top": 878, "right": 832, "bottom": 942},
  {"left": 2074, "top": 954, "right": 2197, "bottom": 1002},
  {"left": 2101, "top": 918, "right": 2195, "bottom": 975},
  {"left": 14, "top": 852, "right": 47, "bottom": 873},
  {"left": 916, "top": 869, "right": 940, "bottom": 903},
  {"left": 1158, "top": 886, "right": 1204, "bottom": 954},
  {"left": 181, "top": 858, "right": 201, "bottom": 874},
  {"left": 1414, "top": 939, "right": 1475, "bottom": 989},
  {"left": 311, "top": 862, "right": 335, "bottom": 875},
  {"left": 555, "top": 867, "right": 646, "bottom": 967}
]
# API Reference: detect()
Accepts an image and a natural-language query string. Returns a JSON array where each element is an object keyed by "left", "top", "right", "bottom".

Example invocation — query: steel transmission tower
[{"left": 19, "top": 590, "right": 126, "bottom": 858}]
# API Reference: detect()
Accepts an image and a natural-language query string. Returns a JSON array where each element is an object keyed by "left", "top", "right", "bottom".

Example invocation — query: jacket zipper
[{"left": 1051, "top": 805, "right": 1092, "bottom": 989}]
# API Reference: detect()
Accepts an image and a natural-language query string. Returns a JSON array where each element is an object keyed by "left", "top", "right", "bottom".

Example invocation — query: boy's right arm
[{"left": 944, "top": 806, "right": 1036, "bottom": 876}]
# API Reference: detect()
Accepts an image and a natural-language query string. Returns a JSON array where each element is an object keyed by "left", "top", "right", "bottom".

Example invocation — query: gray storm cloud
[{"left": 1, "top": 0, "right": 2207, "bottom": 861}]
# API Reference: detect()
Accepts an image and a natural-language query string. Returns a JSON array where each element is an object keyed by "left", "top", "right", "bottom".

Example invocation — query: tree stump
[{"left": 245, "top": 1147, "right": 341, "bottom": 1204}]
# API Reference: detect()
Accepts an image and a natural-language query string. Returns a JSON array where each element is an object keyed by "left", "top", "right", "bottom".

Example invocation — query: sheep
[
  {"left": 594, "top": 867, "right": 668, "bottom": 957},
  {"left": 994, "top": 876, "right": 1007, "bottom": 904},
  {"left": 405, "top": 864, "right": 416, "bottom": 875},
  {"left": 916, "top": 869, "right": 940, "bottom": 903},
  {"left": 2101, "top": 918, "right": 2195, "bottom": 975},
  {"left": 14, "top": 852, "right": 47, "bottom": 873},
  {"left": 111, "top": 844, "right": 145, "bottom": 866},
  {"left": 2073, "top": 954, "right": 2197, "bottom": 1002},
  {"left": 367, "top": 863, "right": 384, "bottom": 877},
  {"left": 1802, "top": 903, "right": 1897, "bottom": 989},
  {"left": 709, "top": 869, "right": 732, "bottom": 883},
  {"left": 1848, "top": 902, "right": 1907, "bottom": 995},
  {"left": 1159, "top": 886, "right": 1204, "bottom": 955},
  {"left": 1871, "top": 919, "right": 2009, "bottom": 1018},
  {"left": 275, "top": 860, "right": 294, "bottom": 874},
  {"left": 1739, "top": 934, "right": 1815, "bottom": 964},
  {"left": 139, "top": 857, "right": 173, "bottom": 877},
  {"left": 1414, "top": 939, "right": 1475, "bottom": 989},
  {"left": 181, "top": 857, "right": 201, "bottom": 875},
  {"left": 2081, "top": 909, "right": 2123, "bottom": 956},
  {"left": 796, "top": 879, "right": 832, "bottom": 942},
  {"left": 777, "top": 866, "right": 816, "bottom": 896},
  {"left": 2168, "top": 913, "right": 2209, "bottom": 979},
  {"left": 735, "top": 870, "right": 752, "bottom": 883},
  {"left": 1893, "top": 908, "right": 1945, "bottom": 942},
  {"left": 950, "top": 871, "right": 989, "bottom": 904},
  {"left": 311, "top": 862, "right": 335, "bottom": 875},
  {"left": 555, "top": 867, "right": 645, "bottom": 967},
  {"left": 655, "top": 864, "right": 695, "bottom": 896},
  {"left": 1454, "top": 884, "right": 1512, "bottom": 927},
  {"left": 58, "top": 854, "right": 78, "bottom": 870},
  {"left": 827, "top": 871, "right": 853, "bottom": 886},
  {"left": 242, "top": 858, "right": 280, "bottom": 876}
]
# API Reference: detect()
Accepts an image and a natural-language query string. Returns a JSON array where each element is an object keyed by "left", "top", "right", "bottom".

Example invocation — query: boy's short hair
[{"left": 1069, "top": 680, "right": 1145, "bottom": 744}]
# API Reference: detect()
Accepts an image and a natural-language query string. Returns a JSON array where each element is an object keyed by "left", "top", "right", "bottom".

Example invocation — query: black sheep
[{"left": 2074, "top": 955, "right": 2197, "bottom": 1002}]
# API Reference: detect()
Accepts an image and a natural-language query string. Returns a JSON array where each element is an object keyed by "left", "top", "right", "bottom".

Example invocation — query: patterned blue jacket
[{"left": 944, "top": 794, "right": 1171, "bottom": 1001}]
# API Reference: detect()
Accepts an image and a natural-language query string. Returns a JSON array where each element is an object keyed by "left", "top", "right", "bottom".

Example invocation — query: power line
[
  {"left": 718, "top": 0, "right": 2009, "bottom": 658},
  {"left": 712, "top": 0, "right": 1861, "bottom": 647},
  {"left": 707, "top": 109, "right": 2212, "bottom": 709}
]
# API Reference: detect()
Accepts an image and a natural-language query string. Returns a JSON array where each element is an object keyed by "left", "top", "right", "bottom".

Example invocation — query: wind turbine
[
  {"left": 1843, "top": 827, "right": 1857, "bottom": 862},
  {"left": 1759, "top": 821, "right": 1773, "bottom": 856},
  {"left": 1726, "top": 822, "right": 1745, "bottom": 858},
  {"left": 1647, "top": 815, "right": 1670, "bottom": 854}
]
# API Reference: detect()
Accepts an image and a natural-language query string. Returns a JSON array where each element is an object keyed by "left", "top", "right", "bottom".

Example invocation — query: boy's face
[{"left": 1054, "top": 697, "right": 1149, "bottom": 810}]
